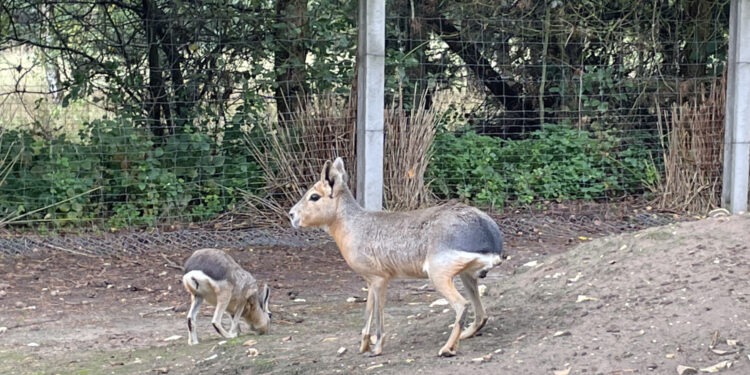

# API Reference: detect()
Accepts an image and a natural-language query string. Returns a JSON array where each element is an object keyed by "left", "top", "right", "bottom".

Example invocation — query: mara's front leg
[{"left": 359, "top": 282, "right": 375, "bottom": 354}]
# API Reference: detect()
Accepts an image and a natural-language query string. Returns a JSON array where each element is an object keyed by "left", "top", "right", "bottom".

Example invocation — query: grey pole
[
  {"left": 722, "top": 0, "right": 750, "bottom": 213},
  {"left": 356, "top": 0, "right": 385, "bottom": 211}
]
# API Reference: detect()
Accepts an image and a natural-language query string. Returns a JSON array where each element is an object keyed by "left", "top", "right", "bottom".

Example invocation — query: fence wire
[{"left": 0, "top": 0, "right": 733, "bottom": 254}]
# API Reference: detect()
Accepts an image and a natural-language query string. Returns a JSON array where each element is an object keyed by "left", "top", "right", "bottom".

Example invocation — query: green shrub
[
  {"left": 427, "top": 125, "right": 658, "bottom": 207},
  {"left": 0, "top": 118, "right": 264, "bottom": 229}
]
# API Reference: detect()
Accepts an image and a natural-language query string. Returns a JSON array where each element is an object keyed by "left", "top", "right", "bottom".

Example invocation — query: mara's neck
[{"left": 324, "top": 187, "right": 364, "bottom": 237}]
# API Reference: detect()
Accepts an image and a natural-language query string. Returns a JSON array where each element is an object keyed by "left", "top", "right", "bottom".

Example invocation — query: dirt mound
[{"left": 482, "top": 213, "right": 750, "bottom": 374}]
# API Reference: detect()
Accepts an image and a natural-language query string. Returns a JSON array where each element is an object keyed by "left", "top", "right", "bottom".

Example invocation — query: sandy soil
[{"left": 0, "top": 213, "right": 748, "bottom": 375}]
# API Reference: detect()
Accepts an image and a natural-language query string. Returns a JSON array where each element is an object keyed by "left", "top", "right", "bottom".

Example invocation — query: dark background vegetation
[{"left": 0, "top": 0, "right": 729, "bottom": 230}]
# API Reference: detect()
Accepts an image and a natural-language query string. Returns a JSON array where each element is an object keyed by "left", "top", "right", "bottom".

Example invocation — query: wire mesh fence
[{"left": 0, "top": 0, "right": 733, "bottom": 252}]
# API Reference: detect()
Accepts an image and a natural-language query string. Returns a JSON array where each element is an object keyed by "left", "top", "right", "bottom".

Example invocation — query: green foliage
[
  {"left": 0, "top": 120, "right": 263, "bottom": 229},
  {"left": 427, "top": 126, "right": 658, "bottom": 207}
]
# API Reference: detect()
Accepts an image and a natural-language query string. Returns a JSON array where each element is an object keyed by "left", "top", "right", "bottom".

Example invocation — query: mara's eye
[{"left": 309, "top": 193, "right": 321, "bottom": 202}]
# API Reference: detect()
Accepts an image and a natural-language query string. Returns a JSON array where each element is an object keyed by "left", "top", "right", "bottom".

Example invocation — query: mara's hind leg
[
  {"left": 459, "top": 272, "right": 487, "bottom": 340},
  {"left": 187, "top": 294, "right": 203, "bottom": 345},
  {"left": 429, "top": 261, "right": 469, "bottom": 357},
  {"left": 210, "top": 288, "right": 236, "bottom": 338}
]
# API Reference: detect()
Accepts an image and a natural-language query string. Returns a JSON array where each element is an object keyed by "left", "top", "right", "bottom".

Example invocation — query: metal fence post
[
  {"left": 722, "top": 0, "right": 750, "bottom": 213},
  {"left": 356, "top": 0, "right": 385, "bottom": 211}
]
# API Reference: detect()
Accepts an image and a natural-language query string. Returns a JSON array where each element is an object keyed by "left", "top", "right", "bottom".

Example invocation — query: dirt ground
[{"left": 1, "top": 212, "right": 749, "bottom": 375}]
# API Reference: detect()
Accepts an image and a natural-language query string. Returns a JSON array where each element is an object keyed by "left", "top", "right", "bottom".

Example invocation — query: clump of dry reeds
[
  {"left": 244, "top": 87, "right": 439, "bottom": 223},
  {"left": 244, "top": 92, "right": 357, "bottom": 224},
  {"left": 383, "top": 90, "right": 438, "bottom": 210},
  {"left": 654, "top": 71, "right": 725, "bottom": 214}
]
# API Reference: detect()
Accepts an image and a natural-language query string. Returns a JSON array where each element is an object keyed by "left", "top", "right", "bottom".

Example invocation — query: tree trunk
[
  {"left": 274, "top": 0, "right": 308, "bottom": 126},
  {"left": 142, "top": 0, "right": 167, "bottom": 138}
]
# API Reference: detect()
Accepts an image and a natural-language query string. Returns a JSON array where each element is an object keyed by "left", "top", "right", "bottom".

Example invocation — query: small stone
[
  {"left": 14, "top": 301, "right": 25, "bottom": 309},
  {"left": 478, "top": 285, "right": 487, "bottom": 296},
  {"left": 282, "top": 336, "right": 292, "bottom": 342},
  {"left": 676, "top": 365, "right": 697, "bottom": 375},
  {"left": 247, "top": 348, "right": 259, "bottom": 357},
  {"left": 337, "top": 347, "right": 347, "bottom": 356},
  {"left": 27, "top": 343, "right": 39, "bottom": 347}
]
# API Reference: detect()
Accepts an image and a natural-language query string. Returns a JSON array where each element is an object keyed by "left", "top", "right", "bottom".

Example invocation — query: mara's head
[
  {"left": 288, "top": 157, "right": 349, "bottom": 229},
  {"left": 244, "top": 283, "right": 272, "bottom": 334}
]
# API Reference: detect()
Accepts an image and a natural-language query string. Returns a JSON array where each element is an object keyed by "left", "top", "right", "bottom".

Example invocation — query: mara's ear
[
  {"left": 331, "top": 157, "right": 348, "bottom": 184},
  {"left": 326, "top": 157, "right": 348, "bottom": 197},
  {"left": 319, "top": 159, "right": 332, "bottom": 182},
  {"left": 261, "top": 283, "right": 271, "bottom": 312}
]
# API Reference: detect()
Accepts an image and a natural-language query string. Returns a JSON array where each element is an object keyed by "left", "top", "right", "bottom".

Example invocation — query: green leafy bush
[
  {"left": 0, "top": 119, "right": 263, "bottom": 229},
  {"left": 427, "top": 126, "right": 658, "bottom": 207}
]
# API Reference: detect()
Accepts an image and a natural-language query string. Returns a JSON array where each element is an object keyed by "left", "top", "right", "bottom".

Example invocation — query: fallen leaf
[
  {"left": 243, "top": 339, "right": 257, "bottom": 346},
  {"left": 322, "top": 337, "right": 338, "bottom": 342},
  {"left": 567, "top": 273, "right": 583, "bottom": 283},
  {"left": 203, "top": 354, "right": 218, "bottom": 361},
  {"left": 163, "top": 335, "right": 182, "bottom": 342},
  {"left": 666, "top": 353, "right": 676, "bottom": 358},
  {"left": 554, "top": 368, "right": 571, "bottom": 375},
  {"left": 676, "top": 365, "right": 698, "bottom": 375},
  {"left": 246, "top": 348, "right": 259, "bottom": 357},
  {"left": 282, "top": 336, "right": 292, "bottom": 342},
  {"left": 576, "top": 295, "right": 597, "bottom": 303},
  {"left": 336, "top": 347, "right": 347, "bottom": 356},
  {"left": 553, "top": 330, "right": 571, "bottom": 337},
  {"left": 293, "top": 298, "right": 306, "bottom": 302},
  {"left": 471, "top": 357, "right": 485, "bottom": 362},
  {"left": 699, "top": 360, "right": 731, "bottom": 373},
  {"left": 27, "top": 343, "right": 39, "bottom": 347},
  {"left": 0, "top": 327, "right": 7, "bottom": 334},
  {"left": 522, "top": 260, "right": 540, "bottom": 268},
  {"left": 430, "top": 298, "right": 449, "bottom": 307},
  {"left": 709, "top": 348, "right": 736, "bottom": 355},
  {"left": 726, "top": 339, "right": 740, "bottom": 346},
  {"left": 494, "top": 348, "right": 504, "bottom": 354},
  {"left": 366, "top": 364, "right": 384, "bottom": 370}
]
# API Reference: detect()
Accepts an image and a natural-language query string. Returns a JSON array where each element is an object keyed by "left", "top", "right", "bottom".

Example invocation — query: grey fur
[
  {"left": 184, "top": 249, "right": 229, "bottom": 281},
  {"left": 441, "top": 208, "right": 503, "bottom": 255}
]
